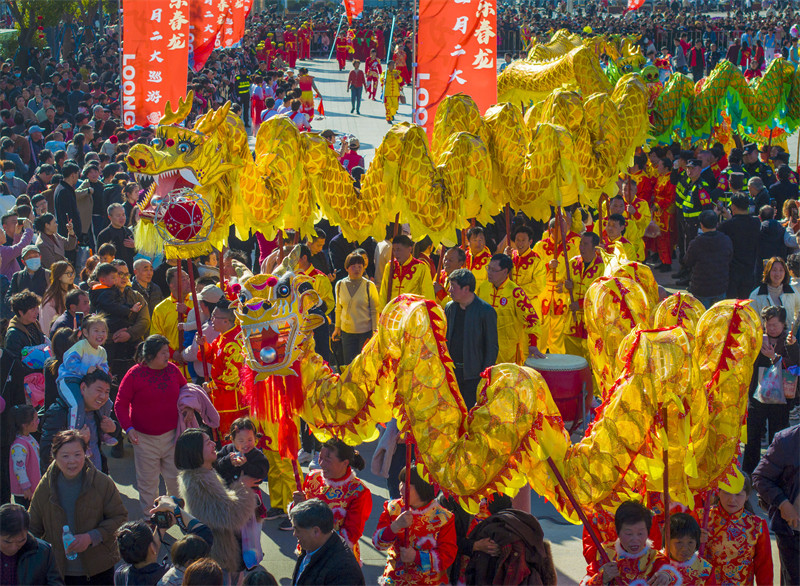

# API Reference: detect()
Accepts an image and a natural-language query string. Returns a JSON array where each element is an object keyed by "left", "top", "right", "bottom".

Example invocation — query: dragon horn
[
  {"left": 160, "top": 91, "right": 195, "bottom": 126},
  {"left": 273, "top": 245, "right": 301, "bottom": 277},
  {"left": 196, "top": 101, "right": 233, "bottom": 135}
]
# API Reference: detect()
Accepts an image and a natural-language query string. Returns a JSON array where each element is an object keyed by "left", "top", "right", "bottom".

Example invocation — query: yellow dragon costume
[{"left": 233, "top": 249, "right": 759, "bottom": 520}]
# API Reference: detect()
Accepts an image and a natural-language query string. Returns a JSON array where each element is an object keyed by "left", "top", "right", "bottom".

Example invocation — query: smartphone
[
  {"left": 74, "top": 312, "right": 84, "bottom": 330},
  {"left": 17, "top": 218, "right": 23, "bottom": 226}
]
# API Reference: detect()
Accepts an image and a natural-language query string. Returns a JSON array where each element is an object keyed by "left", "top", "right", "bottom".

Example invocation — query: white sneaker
[
  {"left": 309, "top": 451, "right": 320, "bottom": 470},
  {"left": 297, "top": 449, "right": 313, "bottom": 465}
]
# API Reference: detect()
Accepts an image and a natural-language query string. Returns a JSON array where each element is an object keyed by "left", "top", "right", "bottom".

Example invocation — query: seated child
[
  {"left": 56, "top": 314, "right": 116, "bottom": 446},
  {"left": 703, "top": 475, "right": 773, "bottom": 586},
  {"left": 659, "top": 513, "right": 712, "bottom": 585},
  {"left": 582, "top": 500, "right": 670, "bottom": 585}
]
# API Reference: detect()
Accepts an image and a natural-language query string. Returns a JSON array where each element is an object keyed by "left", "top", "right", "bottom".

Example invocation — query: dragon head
[
  {"left": 234, "top": 247, "right": 325, "bottom": 377},
  {"left": 126, "top": 91, "right": 252, "bottom": 257}
]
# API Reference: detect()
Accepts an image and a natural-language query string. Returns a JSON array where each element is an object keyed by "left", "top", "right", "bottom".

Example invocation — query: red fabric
[
  {"left": 115, "top": 363, "right": 186, "bottom": 435},
  {"left": 705, "top": 505, "right": 773, "bottom": 586},
  {"left": 347, "top": 69, "right": 366, "bottom": 88}
]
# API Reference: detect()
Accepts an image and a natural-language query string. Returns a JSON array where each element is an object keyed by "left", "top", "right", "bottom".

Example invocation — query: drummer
[
  {"left": 476, "top": 253, "right": 546, "bottom": 365},
  {"left": 564, "top": 231, "right": 605, "bottom": 360}
]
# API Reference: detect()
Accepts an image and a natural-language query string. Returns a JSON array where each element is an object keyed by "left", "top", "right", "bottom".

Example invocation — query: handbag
[{"left": 754, "top": 359, "right": 787, "bottom": 404}]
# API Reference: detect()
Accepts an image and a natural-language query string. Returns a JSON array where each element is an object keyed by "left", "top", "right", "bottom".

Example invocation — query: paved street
[{"left": 107, "top": 56, "right": 787, "bottom": 584}]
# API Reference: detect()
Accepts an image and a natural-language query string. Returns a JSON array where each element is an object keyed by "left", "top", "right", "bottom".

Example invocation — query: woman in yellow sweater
[{"left": 332, "top": 253, "right": 380, "bottom": 364}]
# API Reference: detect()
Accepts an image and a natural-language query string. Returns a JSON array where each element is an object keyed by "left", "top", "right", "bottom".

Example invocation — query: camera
[{"left": 150, "top": 511, "right": 173, "bottom": 529}]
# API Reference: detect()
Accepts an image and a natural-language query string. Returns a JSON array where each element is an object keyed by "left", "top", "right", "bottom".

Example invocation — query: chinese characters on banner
[
  {"left": 122, "top": 0, "right": 189, "bottom": 128},
  {"left": 217, "top": 0, "right": 252, "bottom": 48},
  {"left": 343, "top": 0, "right": 363, "bottom": 25},
  {"left": 190, "top": 0, "right": 225, "bottom": 71},
  {"left": 415, "top": 0, "right": 497, "bottom": 135}
]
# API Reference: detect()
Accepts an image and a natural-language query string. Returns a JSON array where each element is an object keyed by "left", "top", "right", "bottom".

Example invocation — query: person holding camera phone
[{"left": 113, "top": 495, "right": 213, "bottom": 586}]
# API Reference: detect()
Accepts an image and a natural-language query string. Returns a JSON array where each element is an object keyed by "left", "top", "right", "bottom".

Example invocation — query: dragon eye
[
  {"left": 276, "top": 284, "right": 290, "bottom": 298},
  {"left": 177, "top": 141, "right": 193, "bottom": 154},
  {"left": 150, "top": 138, "right": 164, "bottom": 149}
]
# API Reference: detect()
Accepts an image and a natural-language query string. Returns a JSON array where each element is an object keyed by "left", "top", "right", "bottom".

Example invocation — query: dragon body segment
[{"left": 234, "top": 259, "right": 759, "bottom": 520}]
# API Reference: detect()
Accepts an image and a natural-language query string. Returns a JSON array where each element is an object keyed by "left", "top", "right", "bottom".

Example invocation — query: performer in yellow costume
[
  {"left": 476, "top": 253, "right": 544, "bottom": 364},
  {"left": 619, "top": 182, "right": 652, "bottom": 261},
  {"left": 379, "top": 235, "right": 435, "bottom": 307},
  {"left": 602, "top": 214, "right": 638, "bottom": 260},
  {"left": 382, "top": 61, "right": 404, "bottom": 123},
  {"left": 532, "top": 213, "right": 580, "bottom": 354},
  {"left": 465, "top": 226, "right": 493, "bottom": 292},
  {"left": 150, "top": 267, "right": 193, "bottom": 362},
  {"left": 433, "top": 246, "right": 466, "bottom": 308},
  {"left": 508, "top": 225, "right": 540, "bottom": 300},
  {"left": 297, "top": 244, "right": 334, "bottom": 315},
  {"left": 564, "top": 231, "right": 605, "bottom": 360}
]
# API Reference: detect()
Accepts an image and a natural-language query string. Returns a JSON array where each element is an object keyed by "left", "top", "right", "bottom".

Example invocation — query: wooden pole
[
  {"left": 277, "top": 230, "right": 286, "bottom": 263},
  {"left": 598, "top": 194, "right": 609, "bottom": 238},
  {"left": 403, "top": 436, "right": 413, "bottom": 550},
  {"left": 504, "top": 204, "right": 512, "bottom": 250},
  {"left": 185, "top": 261, "right": 210, "bottom": 381},
  {"left": 291, "top": 459, "right": 303, "bottom": 492},
  {"left": 662, "top": 406, "right": 671, "bottom": 549},
  {"left": 175, "top": 259, "right": 185, "bottom": 356},
  {"left": 219, "top": 245, "right": 228, "bottom": 294},
  {"left": 698, "top": 490, "right": 711, "bottom": 557},
  {"left": 556, "top": 208, "right": 575, "bottom": 307},
  {"left": 546, "top": 457, "right": 612, "bottom": 565},
  {"left": 386, "top": 213, "right": 401, "bottom": 303}
]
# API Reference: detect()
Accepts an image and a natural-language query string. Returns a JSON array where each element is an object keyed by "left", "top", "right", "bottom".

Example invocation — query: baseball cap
[
  {"left": 198, "top": 284, "right": 224, "bottom": 304},
  {"left": 28, "top": 125, "right": 44, "bottom": 134},
  {"left": 21, "top": 245, "right": 40, "bottom": 259},
  {"left": 687, "top": 159, "right": 702, "bottom": 168}
]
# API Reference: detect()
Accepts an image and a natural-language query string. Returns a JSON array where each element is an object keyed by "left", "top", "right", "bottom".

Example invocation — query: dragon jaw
[
  {"left": 133, "top": 167, "right": 202, "bottom": 220},
  {"left": 235, "top": 271, "right": 324, "bottom": 377}
]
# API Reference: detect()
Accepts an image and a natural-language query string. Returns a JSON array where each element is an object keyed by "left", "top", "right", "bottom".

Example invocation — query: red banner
[
  {"left": 218, "top": 0, "right": 252, "bottom": 48},
  {"left": 121, "top": 0, "right": 189, "bottom": 128},
  {"left": 190, "top": 0, "right": 226, "bottom": 71},
  {"left": 343, "top": 0, "right": 363, "bottom": 25},
  {"left": 415, "top": 0, "right": 498, "bottom": 135},
  {"left": 626, "top": 0, "right": 645, "bottom": 10}
]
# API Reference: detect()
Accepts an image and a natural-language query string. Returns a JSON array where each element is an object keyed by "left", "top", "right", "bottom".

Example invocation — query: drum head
[{"left": 525, "top": 353, "right": 589, "bottom": 372}]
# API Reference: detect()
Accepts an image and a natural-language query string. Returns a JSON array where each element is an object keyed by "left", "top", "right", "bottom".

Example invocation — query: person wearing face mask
[
  {"left": 9, "top": 244, "right": 49, "bottom": 297},
  {"left": 2, "top": 160, "right": 27, "bottom": 197}
]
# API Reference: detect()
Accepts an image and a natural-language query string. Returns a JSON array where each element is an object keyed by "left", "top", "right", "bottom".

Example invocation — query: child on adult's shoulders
[{"left": 582, "top": 500, "right": 671, "bottom": 585}]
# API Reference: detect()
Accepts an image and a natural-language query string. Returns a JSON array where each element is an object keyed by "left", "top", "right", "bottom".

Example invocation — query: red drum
[{"left": 525, "top": 354, "right": 593, "bottom": 430}]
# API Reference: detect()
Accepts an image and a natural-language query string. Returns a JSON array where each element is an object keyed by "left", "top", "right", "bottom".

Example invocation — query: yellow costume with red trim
[
  {"left": 622, "top": 197, "right": 652, "bottom": 261},
  {"left": 532, "top": 230, "right": 580, "bottom": 354},
  {"left": 295, "top": 468, "right": 372, "bottom": 562},
  {"left": 301, "top": 264, "right": 334, "bottom": 315},
  {"left": 206, "top": 325, "right": 248, "bottom": 436},
  {"left": 373, "top": 498, "right": 458, "bottom": 586},
  {"left": 379, "top": 256, "right": 435, "bottom": 308},
  {"left": 476, "top": 277, "right": 540, "bottom": 365},
  {"left": 382, "top": 69, "right": 403, "bottom": 122},
  {"left": 512, "top": 247, "right": 540, "bottom": 301},
  {"left": 466, "top": 246, "right": 492, "bottom": 291},
  {"left": 601, "top": 230, "right": 637, "bottom": 261},
  {"left": 434, "top": 269, "right": 452, "bottom": 308},
  {"left": 564, "top": 253, "right": 605, "bottom": 360}
]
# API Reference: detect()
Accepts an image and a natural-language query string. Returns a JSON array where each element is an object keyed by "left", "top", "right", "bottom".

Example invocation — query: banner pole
[
  {"left": 386, "top": 14, "right": 396, "bottom": 63},
  {"left": 411, "top": 0, "right": 418, "bottom": 123},
  {"left": 328, "top": 13, "right": 344, "bottom": 61}
]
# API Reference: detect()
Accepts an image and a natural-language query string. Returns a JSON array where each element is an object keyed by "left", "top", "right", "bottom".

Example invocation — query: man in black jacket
[
  {"left": 718, "top": 194, "right": 761, "bottom": 299},
  {"left": 290, "top": 499, "right": 365, "bottom": 586},
  {"left": 683, "top": 210, "right": 732, "bottom": 309},
  {"left": 0, "top": 504, "right": 63, "bottom": 585},
  {"left": 445, "top": 268, "right": 499, "bottom": 408},
  {"left": 53, "top": 162, "right": 81, "bottom": 266},
  {"left": 753, "top": 424, "right": 799, "bottom": 586}
]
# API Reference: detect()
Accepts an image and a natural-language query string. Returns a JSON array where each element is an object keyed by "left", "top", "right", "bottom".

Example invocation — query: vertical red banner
[
  {"left": 343, "top": 0, "right": 363, "bottom": 25},
  {"left": 190, "top": 0, "right": 224, "bottom": 71},
  {"left": 218, "top": 0, "right": 251, "bottom": 48},
  {"left": 415, "top": 0, "right": 497, "bottom": 135},
  {"left": 122, "top": 0, "right": 189, "bottom": 128}
]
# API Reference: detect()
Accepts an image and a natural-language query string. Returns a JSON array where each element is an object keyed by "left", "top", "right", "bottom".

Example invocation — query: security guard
[
  {"left": 234, "top": 66, "right": 252, "bottom": 127},
  {"left": 743, "top": 143, "right": 775, "bottom": 186},
  {"left": 670, "top": 152, "right": 692, "bottom": 272},
  {"left": 676, "top": 159, "right": 715, "bottom": 286}
]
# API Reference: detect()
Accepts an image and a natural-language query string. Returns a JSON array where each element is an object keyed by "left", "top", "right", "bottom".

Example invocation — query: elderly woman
[
  {"left": 174, "top": 428, "right": 257, "bottom": 576},
  {"left": 332, "top": 252, "right": 380, "bottom": 365},
  {"left": 750, "top": 256, "right": 800, "bottom": 334},
  {"left": 115, "top": 335, "right": 185, "bottom": 514},
  {"left": 28, "top": 429, "right": 127, "bottom": 585}
]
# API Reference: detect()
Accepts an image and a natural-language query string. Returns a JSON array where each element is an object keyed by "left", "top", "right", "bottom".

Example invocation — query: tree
[{"left": 6, "top": 0, "right": 63, "bottom": 67}]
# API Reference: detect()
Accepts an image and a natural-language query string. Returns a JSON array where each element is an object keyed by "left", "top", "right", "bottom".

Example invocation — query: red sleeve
[
  {"left": 373, "top": 503, "right": 398, "bottom": 551},
  {"left": 339, "top": 484, "right": 372, "bottom": 548},
  {"left": 753, "top": 518, "right": 774, "bottom": 586},
  {"left": 433, "top": 513, "right": 458, "bottom": 575},
  {"left": 113, "top": 367, "right": 136, "bottom": 430}
]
